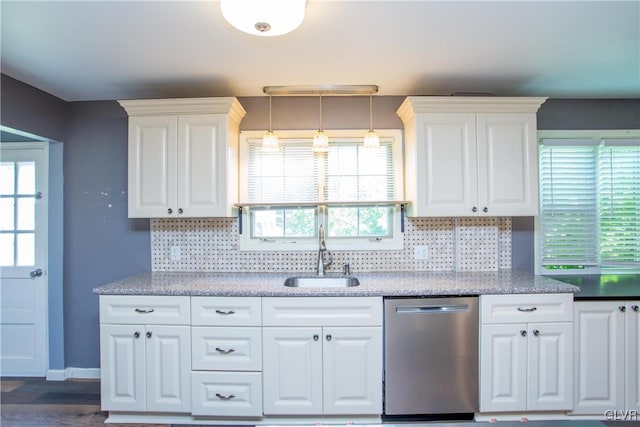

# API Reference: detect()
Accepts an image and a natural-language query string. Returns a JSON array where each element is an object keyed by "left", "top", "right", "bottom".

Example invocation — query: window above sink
[{"left": 237, "top": 129, "right": 405, "bottom": 251}]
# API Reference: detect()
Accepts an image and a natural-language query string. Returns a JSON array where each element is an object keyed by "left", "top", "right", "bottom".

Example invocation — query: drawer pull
[
  {"left": 215, "top": 393, "right": 236, "bottom": 400},
  {"left": 134, "top": 308, "right": 155, "bottom": 314},
  {"left": 517, "top": 307, "right": 537, "bottom": 312},
  {"left": 215, "top": 309, "right": 236, "bottom": 315},
  {"left": 215, "top": 347, "right": 236, "bottom": 355}
]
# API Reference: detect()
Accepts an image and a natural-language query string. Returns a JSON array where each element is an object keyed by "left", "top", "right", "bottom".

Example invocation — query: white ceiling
[{"left": 1, "top": 0, "right": 639, "bottom": 102}]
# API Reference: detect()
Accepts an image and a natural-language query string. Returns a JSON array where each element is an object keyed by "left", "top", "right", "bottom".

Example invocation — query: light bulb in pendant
[
  {"left": 312, "top": 130, "right": 329, "bottom": 152},
  {"left": 262, "top": 130, "right": 279, "bottom": 151}
]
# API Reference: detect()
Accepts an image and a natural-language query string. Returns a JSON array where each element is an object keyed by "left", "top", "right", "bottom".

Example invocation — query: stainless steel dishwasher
[{"left": 384, "top": 296, "right": 478, "bottom": 418}]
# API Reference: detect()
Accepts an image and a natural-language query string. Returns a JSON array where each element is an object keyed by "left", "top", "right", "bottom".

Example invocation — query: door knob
[{"left": 30, "top": 268, "right": 43, "bottom": 278}]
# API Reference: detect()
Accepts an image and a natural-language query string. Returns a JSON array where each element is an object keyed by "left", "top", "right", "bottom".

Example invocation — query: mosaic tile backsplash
[{"left": 151, "top": 217, "right": 512, "bottom": 273}]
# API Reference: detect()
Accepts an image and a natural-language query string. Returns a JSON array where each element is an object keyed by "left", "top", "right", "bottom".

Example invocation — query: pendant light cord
[
  {"left": 369, "top": 94, "right": 374, "bottom": 132},
  {"left": 319, "top": 94, "right": 323, "bottom": 131},
  {"left": 269, "top": 94, "right": 273, "bottom": 132}
]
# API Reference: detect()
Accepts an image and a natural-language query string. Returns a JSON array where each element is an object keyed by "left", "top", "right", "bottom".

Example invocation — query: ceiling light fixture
[
  {"left": 220, "top": 0, "right": 307, "bottom": 37},
  {"left": 262, "top": 94, "right": 279, "bottom": 151},
  {"left": 312, "top": 94, "right": 329, "bottom": 152},
  {"left": 363, "top": 94, "right": 380, "bottom": 149}
]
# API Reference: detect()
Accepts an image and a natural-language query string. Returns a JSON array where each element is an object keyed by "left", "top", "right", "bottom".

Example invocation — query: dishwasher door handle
[{"left": 396, "top": 305, "right": 469, "bottom": 314}]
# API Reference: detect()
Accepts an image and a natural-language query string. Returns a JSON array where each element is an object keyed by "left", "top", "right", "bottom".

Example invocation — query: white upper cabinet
[
  {"left": 397, "top": 97, "right": 546, "bottom": 217},
  {"left": 120, "top": 98, "right": 246, "bottom": 218}
]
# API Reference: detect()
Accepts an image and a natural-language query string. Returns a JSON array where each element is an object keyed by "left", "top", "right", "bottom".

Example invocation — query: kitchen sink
[{"left": 284, "top": 276, "right": 360, "bottom": 288}]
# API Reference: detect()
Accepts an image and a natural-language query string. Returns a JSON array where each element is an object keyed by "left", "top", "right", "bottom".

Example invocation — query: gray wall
[
  {"left": 2, "top": 73, "right": 639, "bottom": 368},
  {"left": 63, "top": 102, "right": 150, "bottom": 368}
]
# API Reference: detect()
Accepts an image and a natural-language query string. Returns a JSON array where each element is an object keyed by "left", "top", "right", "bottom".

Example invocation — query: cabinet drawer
[
  {"left": 191, "top": 371, "right": 262, "bottom": 417},
  {"left": 100, "top": 295, "right": 190, "bottom": 325},
  {"left": 192, "top": 297, "right": 261, "bottom": 326},
  {"left": 192, "top": 327, "right": 262, "bottom": 371},
  {"left": 262, "top": 297, "right": 382, "bottom": 326},
  {"left": 481, "top": 293, "right": 573, "bottom": 324}
]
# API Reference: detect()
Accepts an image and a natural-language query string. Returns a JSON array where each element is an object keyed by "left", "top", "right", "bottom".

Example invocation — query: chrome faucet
[{"left": 317, "top": 224, "right": 333, "bottom": 276}]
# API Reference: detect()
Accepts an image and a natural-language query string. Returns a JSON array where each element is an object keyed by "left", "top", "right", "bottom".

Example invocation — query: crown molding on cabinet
[
  {"left": 396, "top": 96, "right": 548, "bottom": 118},
  {"left": 118, "top": 97, "right": 247, "bottom": 122}
]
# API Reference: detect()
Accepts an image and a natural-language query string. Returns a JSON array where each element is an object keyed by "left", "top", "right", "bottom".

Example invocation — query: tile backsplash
[{"left": 151, "top": 217, "right": 512, "bottom": 272}]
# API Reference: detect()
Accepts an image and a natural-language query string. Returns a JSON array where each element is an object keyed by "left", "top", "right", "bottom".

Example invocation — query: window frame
[
  {"left": 535, "top": 129, "right": 640, "bottom": 275},
  {"left": 238, "top": 129, "right": 404, "bottom": 251}
]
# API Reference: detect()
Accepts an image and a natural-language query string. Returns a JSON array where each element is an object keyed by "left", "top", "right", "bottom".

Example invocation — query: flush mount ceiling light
[
  {"left": 220, "top": 0, "right": 307, "bottom": 37},
  {"left": 312, "top": 94, "right": 329, "bottom": 152},
  {"left": 262, "top": 94, "right": 279, "bottom": 151},
  {"left": 363, "top": 94, "right": 380, "bottom": 149}
]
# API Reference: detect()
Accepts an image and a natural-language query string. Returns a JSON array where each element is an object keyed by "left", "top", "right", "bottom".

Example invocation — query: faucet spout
[{"left": 317, "top": 224, "right": 333, "bottom": 276}]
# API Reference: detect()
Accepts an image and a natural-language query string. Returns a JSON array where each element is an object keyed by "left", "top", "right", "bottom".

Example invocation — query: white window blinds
[
  {"left": 247, "top": 138, "right": 396, "bottom": 203},
  {"left": 599, "top": 140, "right": 640, "bottom": 266},
  {"left": 539, "top": 137, "right": 640, "bottom": 269},
  {"left": 539, "top": 141, "right": 599, "bottom": 266},
  {"left": 247, "top": 139, "right": 319, "bottom": 203}
]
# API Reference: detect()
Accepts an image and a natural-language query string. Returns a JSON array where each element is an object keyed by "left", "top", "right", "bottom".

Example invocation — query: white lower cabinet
[
  {"left": 100, "top": 324, "right": 191, "bottom": 412},
  {"left": 479, "top": 294, "right": 573, "bottom": 413},
  {"left": 262, "top": 297, "right": 383, "bottom": 416},
  {"left": 190, "top": 297, "right": 263, "bottom": 417},
  {"left": 573, "top": 300, "right": 640, "bottom": 415}
]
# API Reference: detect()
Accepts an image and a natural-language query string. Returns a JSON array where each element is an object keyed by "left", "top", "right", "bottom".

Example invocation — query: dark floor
[
  {"left": 0, "top": 377, "right": 166, "bottom": 427},
  {"left": 1, "top": 377, "right": 639, "bottom": 426}
]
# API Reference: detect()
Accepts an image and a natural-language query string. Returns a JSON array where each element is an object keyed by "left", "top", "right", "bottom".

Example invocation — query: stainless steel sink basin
[{"left": 284, "top": 276, "right": 360, "bottom": 288}]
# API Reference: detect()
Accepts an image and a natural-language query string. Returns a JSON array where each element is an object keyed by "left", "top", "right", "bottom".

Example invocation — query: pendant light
[
  {"left": 312, "top": 94, "right": 329, "bottom": 152},
  {"left": 262, "top": 94, "right": 279, "bottom": 151},
  {"left": 363, "top": 94, "right": 380, "bottom": 149}
]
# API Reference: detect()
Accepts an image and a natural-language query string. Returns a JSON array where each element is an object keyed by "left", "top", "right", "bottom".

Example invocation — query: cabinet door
[
  {"left": 480, "top": 324, "right": 528, "bottom": 412},
  {"left": 177, "top": 114, "right": 231, "bottom": 217},
  {"left": 323, "top": 327, "right": 382, "bottom": 415},
  {"left": 573, "top": 301, "right": 625, "bottom": 414},
  {"left": 527, "top": 322, "right": 573, "bottom": 411},
  {"left": 413, "top": 113, "right": 478, "bottom": 216},
  {"left": 128, "top": 115, "right": 177, "bottom": 218},
  {"left": 145, "top": 325, "right": 191, "bottom": 413},
  {"left": 100, "top": 324, "right": 146, "bottom": 411},
  {"left": 476, "top": 113, "right": 538, "bottom": 216},
  {"left": 262, "top": 327, "right": 323, "bottom": 415},
  {"left": 627, "top": 302, "right": 640, "bottom": 411}
]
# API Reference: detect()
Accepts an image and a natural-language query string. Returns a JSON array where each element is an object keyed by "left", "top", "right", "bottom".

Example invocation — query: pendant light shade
[
  {"left": 363, "top": 94, "right": 380, "bottom": 149},
  {"left": 262, "top": 94, "right": 279, "bottom": 151},
  {"left": 220, "top": 0, "right": 307, "bottom": 37},
  {"left": 312, "top": 94, "right": 329, "bottom": 152}
]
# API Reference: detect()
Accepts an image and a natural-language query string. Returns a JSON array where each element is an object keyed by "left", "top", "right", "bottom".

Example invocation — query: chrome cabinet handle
[
  {"left": 483, "top": 207, "right": 488, "bottom": 213},
  {"left": 632, "top": 305, "right": 639, "bottom": 312},
  {"left": 167, "top": 208, "right": 173, "bottom": 214},
  {"left": 135, "top": 308, "right": 155, "bottom": 314},
  {"left": 472, "top": 207, "right": 478, "bottom": 213},
  {"left": 517, "top": 307, "right": 537, "bottom": 312},
  {"left": 533, "top": 329, "right": 540, "bottom": 336},
  {"left": 313, "top": 334, "right": 319, "bottom": 341},
  {"left": 134, "top": 332, "right": 140, "bottom": 339},
  {"left": 619, "top": 306, "right": 627, "bottom": 312},
  {"left": 30, "top": 268, "right": 43, "bottom": 278},
  {"left": 215, "top": 347, "right": 235, "bottom": 355},
  {"left": 146, "top": 331, "right": 152, "bottom": 338},
  {"left": 520, "top": 330, "right": 527, "bottom": 337},
  {"left": 215, "top": 309, "right": 235, "bottom": 315},
  {"left": 215, "top": 393, "right": 236, "bottom": 400},
  {"left": 326, "top": 334, "right": 332, "bottom": 341}
]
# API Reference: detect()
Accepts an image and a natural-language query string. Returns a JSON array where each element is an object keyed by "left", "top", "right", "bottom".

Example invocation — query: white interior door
[{"left": 0, "top": 144, "right": 48, "bottom": 376}]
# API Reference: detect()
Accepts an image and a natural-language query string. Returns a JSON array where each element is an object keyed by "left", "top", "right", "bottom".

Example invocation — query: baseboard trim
[{"left": 46, "top": 367, "right": 101, "bottom": 381}]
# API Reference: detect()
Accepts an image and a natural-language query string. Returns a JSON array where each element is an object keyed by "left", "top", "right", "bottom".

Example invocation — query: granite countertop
[
  {"left": 548, "top": 274, "right": 640, "bottom": 300},
  {"left": 93, "top": 270, "right": 578, "bottom": 297}
]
